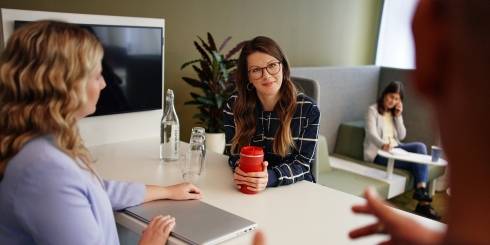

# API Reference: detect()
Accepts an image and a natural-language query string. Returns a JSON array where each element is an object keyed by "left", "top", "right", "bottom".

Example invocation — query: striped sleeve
[
  {"left": 268, "top": 100, "right": 320, "bottom": 187},
  {"left": 223, "top": 95, "right": 239, "bottom": 171}
]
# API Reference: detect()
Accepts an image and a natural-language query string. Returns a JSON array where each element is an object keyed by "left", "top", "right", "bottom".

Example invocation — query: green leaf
[
  {"left": 225, "top": 59, "right": 238, "bottom": 69},
  {"left": 180, "top": 59, "right": 201, "bottom": 70},
  {"left": 194, "top": 41, "right": 211, "bottom": 64},
  {"left": 199, "top": 107, "right": 210, "bottom": 115},
  {"left": 190, "top": 64, "right": 202, "bottom": 76},
  {"left": 184, "top": 100, "right": 201, "bottom": 105},
  {"left": 218, "top": 36, "right": 232, "bottom": 52},
  {"left": 207, "top": 32, "right": 217, "bottom": 51},
  {"left": 212, "top": 51, "right": 224, "bottom": 65},
  {"left": 211, "top": 51, "right": 229, "bottom": 89},
  {"left": 191, "top": 65, "right": 209, "bottom": 83},
  {"left": 198, "top": 36, "right": 213, "bottom": 53},
  {"left": 209, "top": 56, "right": 222, "bottom": 88},
  {"left": 215, "top": 94, "right": 224, "bottom": 109},
  {"left": 196, "top": 96, "right": 215, "bottom": 106},
  {"left": 182, "top": 77, "right": 209, "bottom": 90},
  {"left": 199, "top": 61, "right": 213, "bottom": 86},
  {"left": 190, "top": 92, "right": 202, "bottom": 100}
]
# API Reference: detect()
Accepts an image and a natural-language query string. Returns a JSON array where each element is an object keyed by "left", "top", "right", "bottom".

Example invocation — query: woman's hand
[
  {"left": 382, "top": 144, "right": 391, "bottom": 151},
  {"left": 349, "top": 188, "right": 444, "bottom": 244},
  {"left": 394, "top": 102, "right": 403, "bottom": 117},
  {"left": 138, "top": 215, "right": 175, "bottom": 245},
  {"left": 144, "top": 183, "right": 202, "bottom": 202},
  {"left": 165, "top": 183, "right": 202, "bottom": 200},
  {"left": 234, "top": 161, "right": 269, "bottom": 192},
  {"left": 252, "top": 230, "right": 267, "bottom": 245}
]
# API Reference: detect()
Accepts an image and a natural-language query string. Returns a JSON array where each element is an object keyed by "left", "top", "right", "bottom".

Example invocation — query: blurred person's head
[
  {"left": 412, "top": 0, "right": 490, "bottom": 242},
  {"left": 412, "top": 0, "right": 490, "bottom": 161},
  {"left": 0, "top": 20, "right": 105, "bottom": 176}
]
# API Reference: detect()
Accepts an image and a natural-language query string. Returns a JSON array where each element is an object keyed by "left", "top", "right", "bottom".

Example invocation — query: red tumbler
[{"left": 239, "top": 146, "right": 264, "bottom": 194}]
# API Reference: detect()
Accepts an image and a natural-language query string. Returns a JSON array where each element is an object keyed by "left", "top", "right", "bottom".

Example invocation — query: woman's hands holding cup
[{"left": 234, "top": 161, "right": 269, "bottom": 193}]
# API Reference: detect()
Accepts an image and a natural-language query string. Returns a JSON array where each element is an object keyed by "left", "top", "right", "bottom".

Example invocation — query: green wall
[{"left": 0, "top": 0, "right": 383, "bottom": 140}]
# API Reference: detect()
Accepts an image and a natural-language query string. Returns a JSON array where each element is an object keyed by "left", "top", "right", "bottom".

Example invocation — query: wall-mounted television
[
  {"left": 1, "top": 8, "right": 165, "bottom": 146},
  {"left": 2, "top": 9, "right": 165, "bottom": 117}
]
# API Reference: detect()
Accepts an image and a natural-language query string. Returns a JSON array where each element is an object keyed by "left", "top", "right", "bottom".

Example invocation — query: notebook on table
[{"left": 125, "top": 200, "right": 257, "bottom": 245}]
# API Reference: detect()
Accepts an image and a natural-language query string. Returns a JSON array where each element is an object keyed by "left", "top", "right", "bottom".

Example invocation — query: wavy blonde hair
[
  {"left": 0, "top": 21, "right": 103, "bottom": 178},
  {"left": 232, "top": 36, "right": 297, "bottom": 157}
]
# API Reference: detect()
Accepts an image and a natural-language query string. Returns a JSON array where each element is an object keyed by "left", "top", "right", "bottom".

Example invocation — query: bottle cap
[{"left": 240, "top": 146, "right": 264, "bottom": 158}]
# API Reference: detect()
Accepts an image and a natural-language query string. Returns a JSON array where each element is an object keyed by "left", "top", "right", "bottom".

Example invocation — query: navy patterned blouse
[{"left": 224, "top": 93, "right": 320, "bottom": 187}]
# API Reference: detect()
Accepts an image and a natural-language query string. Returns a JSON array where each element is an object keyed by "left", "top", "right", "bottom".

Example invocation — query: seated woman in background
[
  {"left": 0, "top": 21, "right": 201, "bottom": 245},
  {"left": 224, "top": 36, "right": 320, "bottom": 192},
  {"left": 363, "top": 81, "right": 439, "bottom": 220}
]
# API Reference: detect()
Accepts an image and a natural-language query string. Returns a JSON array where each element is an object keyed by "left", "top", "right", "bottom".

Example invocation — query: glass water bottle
[{"left": 160, "top": 89, "right": 180, "bottom": 161}]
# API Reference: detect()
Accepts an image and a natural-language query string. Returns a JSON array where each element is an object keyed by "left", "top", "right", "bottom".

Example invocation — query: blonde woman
[
  {"left": 224, "top": 36, "right": 320, "bottom": 192},
  {"left": 0, "top": 21, "right": 201, "bottom": 245}
]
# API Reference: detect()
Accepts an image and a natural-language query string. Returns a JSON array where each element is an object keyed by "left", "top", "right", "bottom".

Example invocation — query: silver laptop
[{"left": 125, "top": 200, "right": 257, "bottom": 245}]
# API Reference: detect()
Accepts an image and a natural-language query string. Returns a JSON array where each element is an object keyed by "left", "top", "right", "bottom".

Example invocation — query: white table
[
  {"left": 377, "top": 149, "right": 447, "bottom": 180},
  {"left": 90, "top": 138, "right": 444, "bottom": 244}
]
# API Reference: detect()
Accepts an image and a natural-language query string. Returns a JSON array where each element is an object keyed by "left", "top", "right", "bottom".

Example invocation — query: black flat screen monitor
[{"left": 14, "top": 21, "right": 163, "bottom": 116}]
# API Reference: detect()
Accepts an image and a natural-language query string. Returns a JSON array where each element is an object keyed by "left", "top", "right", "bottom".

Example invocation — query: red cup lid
[{"left": 240, "top": 146, "right": 264, "bottom": 157}]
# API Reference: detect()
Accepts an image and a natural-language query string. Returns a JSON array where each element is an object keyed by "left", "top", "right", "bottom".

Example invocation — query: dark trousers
[{"left": 373, "top": 142, "right": 429, "bottom": 185}]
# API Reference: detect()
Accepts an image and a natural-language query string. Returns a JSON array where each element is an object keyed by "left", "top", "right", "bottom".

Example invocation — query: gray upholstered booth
[{"left": 291, "top": 66, "right": 445, "bottom": 199}]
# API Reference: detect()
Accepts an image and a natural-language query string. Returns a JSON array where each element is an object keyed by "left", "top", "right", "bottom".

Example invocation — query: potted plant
[{"left": 181, "top": 33, "right": 245, "bottom": 153}]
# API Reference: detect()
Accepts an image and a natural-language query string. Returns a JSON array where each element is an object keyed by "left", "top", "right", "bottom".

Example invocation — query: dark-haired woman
[
  {"left": 363, "top": 81, "right": 439, "bottom": 220},
  {"left": 223, "top": 36, "right": 320, "bottom": 192}
]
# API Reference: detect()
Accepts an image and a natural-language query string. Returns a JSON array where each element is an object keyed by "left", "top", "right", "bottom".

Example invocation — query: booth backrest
[
  {"left": 334, "top": 121, "right": 365, "bottom": 161},
  {"left": 291, "top": 66, "right": 437, "bottom": 153}
]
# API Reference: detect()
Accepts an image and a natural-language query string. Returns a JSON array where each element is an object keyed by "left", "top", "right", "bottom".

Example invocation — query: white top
[
  {"left": 364, "top": 104, "right": 406, "bottom": 162},
  {"left": 90, "top": 137, "right": 445, "bottom": 244},
  {"left": 382, "top": 112, "right": 399, "bottom": 148}
]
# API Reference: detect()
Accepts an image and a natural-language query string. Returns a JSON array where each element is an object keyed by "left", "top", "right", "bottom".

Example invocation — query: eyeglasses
[{"left": 248, "top": 61, "right": 282, "bottom": 80}]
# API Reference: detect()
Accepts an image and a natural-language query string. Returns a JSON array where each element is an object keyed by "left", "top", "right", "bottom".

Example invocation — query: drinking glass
[
  {"left": 181, "top": 141, "right": 204, "bottom": 184},
  {"left": 190, "top": 127, "right": 206, "bottom": 154}
]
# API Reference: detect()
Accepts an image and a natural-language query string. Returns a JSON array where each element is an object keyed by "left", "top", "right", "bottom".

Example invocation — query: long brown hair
[
  {"left": 376, "top": 81, "right": 405, "bottom": 115},
  {"left": 0, "top": 21, "right": 103, "bottom": 178},
  {"left": 231, "top": 36, "right": 297, "bottom": 157}
]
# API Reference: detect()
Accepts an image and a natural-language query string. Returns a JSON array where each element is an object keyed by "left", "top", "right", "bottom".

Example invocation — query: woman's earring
[{"left": 246, "top": 83, "right": 254, "bottom": 91}]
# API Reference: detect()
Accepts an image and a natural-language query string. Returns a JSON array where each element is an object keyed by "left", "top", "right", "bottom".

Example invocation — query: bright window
[{"left": 375, "top": 0, "right": 419, "bottom": 69}]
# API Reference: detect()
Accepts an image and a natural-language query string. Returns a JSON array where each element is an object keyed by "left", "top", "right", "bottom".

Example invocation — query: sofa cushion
[
  {"left": 334, "top": 120, "right": 365, "bottom": 161},
  {"left": 316, "top": 133, "right": 389, "bottom": 198},
  {"left": 317, "top": 168, "right": 389, "bottom": 198}
]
